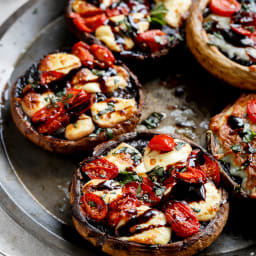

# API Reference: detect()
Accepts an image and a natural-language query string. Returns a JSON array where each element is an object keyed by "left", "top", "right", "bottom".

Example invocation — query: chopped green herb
[
  {"left": 213, "top": 32, "right": 223, "bottom": 40},
  {"left": 113, "top": 147, "right": 142, "bottom": 165},
  {"left": 203, "top": 20, "right": 213, "bottom": 32},
  {"left": 148, "top": 166, "right": 165, "bottom": 178},
  {"left": 73, "top": 123, "right": 77, "bottom": 128},
  {"left": 154, "top": 186, "right": 166, "bottom": 196},
  {"left": 141, "top": 112, "right": 165, "bottom": 129},
  {"left": 149, "top": 3, "right": 168, "bottom": 25},
  {"left": 88, "top": 201, "right": 96, "bottom": 207},
  {"left": 107, "top": 128, "right": 114, "bottom": 139},
  {"left": 192, "top": 207, "right": 201, "bottom": 213},
  {"left": 245, "top": 26, "right": 255, "bottom": 32},
  {"left": 240, "top": 123, "right": 256, "bottom": 143},
  {"left": 117, "top": 170, "right": 143, "bottom": 186},
  {"left": 92, "top": 69, "right": 106, "bottom": 76},
  {"left": 31, "top": 83, "right": 40, "bottom": 89},
  {"left": 94, "top": 101, "right": 115, "bottom": 120},
  {"left": 175, "top": 141, "right": 185, "bottom": 150},
  {"left": 248, "top": 143, "right": 256, "bottom": 153},
  {"left": 231, "top": 144, "right": 244, "bottom": 153},
  {"left": 137, "top": 184, "right": 142, "bottom": 195}
]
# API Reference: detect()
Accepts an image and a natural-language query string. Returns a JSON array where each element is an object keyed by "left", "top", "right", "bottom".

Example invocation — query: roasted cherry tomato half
[
  {"left": 40, "top": 70, "right": 65, "bottom": 85},
  {"left": 247, "top": 99, "right": 256, "bottom": 123},
  {"left": 123, "top": 181, "right": 161, "bottom": 206},
  {"left": 165, "top": 201, "right": 200, "bottom": 238},
  {"left": 70, "top": 13, "right": 93, "bottom": 32},
  {"left": 81, "top": 158, "right": 119, "bottom": 180},
  {"left": 83, "top": 14, "right": 107, "bottom": 31},
  {"left": 90, "top": 44, "right": 116, "bottom": 67},
  {"left": 230, "top": 24, "right": 252, "bottom": 37},
  {"left": 135, "top": 30, "right": 168, "bottom": 53},
  {"left": 199, "top": 154, "right": 220, "bottom": 186},
  {"left": 63, "top": 89, "right": 92, "bottom": 110},
  {"left": 176, "top": 166, "right": 206, "bottom": 184},
  {"left": 72, "top": 41, "right": 94, "bottom": 67},
  {"left": 107, "top": 194, "right": 140, "bottom": 227},
  {"left": 148, "top": 134, "right": 177, "bottom": 152},
  {"left": 209, "top": 0, "right": 241, "bottom": 17},
  {"left": 32, "top": 102, "right": 65, "bottom": 124},
  {"left": 37, "top": 113, "right": 70, "bottom": 134},
  {"left": 81, "top": 193, "right": 108, "bottom": 221}
]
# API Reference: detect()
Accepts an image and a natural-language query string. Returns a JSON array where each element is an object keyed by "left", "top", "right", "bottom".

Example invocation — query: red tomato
[
  {"left": 123, "top": 181, "right": 161, "bottom": 206},
  {"left": 72, "top": 41, "right": 94, "bottom": 67},
  {"left": 248, "top": 99, "right": 256, "bottom": 123},
  {"left": 165, "top": 201, "right": 200, "bottom": 238},
  {"left": 37, "top": 113, "right": 70, "bottom": 134},
  {"left": 105, "top": 7, "right": 129, "bottom": 17},
  {"left": 135, "top": 30, "right": 168, "bottom": 53},
  {"left": 70, "top": 13, "right": 93, "bottom": 32},
  {"left": 199, "top": 154, "right": 220, "bottom": 186},
  {"left": 230, "top": 24, "right": 252, "bottom": 36},
  {"left": 209, "top": 0, "right": 241, "bottom": 17},
  {"left": 81, "top": 193, "right": 108, "bottom": 221},
  {"left": 82, "top": 158, "right": 119, "bottom": 180},
  {"left": 32, "top": 102, "right": 65, "bottom": 124},
  {"left": 90, "top": 44, "right": 116, "bottom": 67},
  {"left": 40, "top": 71, "right": 65, "bottom": 84},
  {"left": 148, "top": 134, "right": 177, "bottom": 152},
  {"left": 83, "top": 14, "right": 107, "bottom": 31},
  {"left": 107, "top": 194, "right": 139, "bottom": 227},
  {"left": 176, "top": 166, "right": 207, "bottom": 184},
  {"left": 63, "top": 89, "right": 91, "bottom": 110}
]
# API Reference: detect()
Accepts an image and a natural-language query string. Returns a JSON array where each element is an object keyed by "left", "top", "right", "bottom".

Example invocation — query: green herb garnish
[
  {"left": 113, "top": 147, "right": 142, "bottom": 165},
  {"left": 148, "top": 3, "right": 168, "bottom": 25},
  {"left": 141, "top": 112, "right": 165, "bottom": 129},
  {"left": 88, "top": 201, "right": 96, "bottom": 207},
  {"left": 117, "top": 170, "right": 143, "bottom": 186},
  {"left": 231, "top": 144, "right": 244, "bottom": 153}
]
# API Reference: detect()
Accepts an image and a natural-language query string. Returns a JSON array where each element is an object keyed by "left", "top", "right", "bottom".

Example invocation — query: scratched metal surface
[{"left": 0, "top": 0, "right": 256, "bottom": 255}]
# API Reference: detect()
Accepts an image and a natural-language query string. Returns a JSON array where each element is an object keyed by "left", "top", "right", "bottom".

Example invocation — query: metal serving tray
[{"left": 0, "top": 0, "right": 256, "bottom": 255}]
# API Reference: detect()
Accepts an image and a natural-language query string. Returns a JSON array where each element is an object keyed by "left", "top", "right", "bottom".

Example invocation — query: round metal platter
[{"left": 0, "top": 0, "right": 256, "bottom": 255}]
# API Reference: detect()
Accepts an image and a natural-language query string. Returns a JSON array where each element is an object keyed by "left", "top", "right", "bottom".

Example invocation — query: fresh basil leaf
[
  {"left": 141, "top": 112, "right": 165, "bottom": 129},
  {"left": 149, "top": 3, "right": 168, "bottom": 26}
]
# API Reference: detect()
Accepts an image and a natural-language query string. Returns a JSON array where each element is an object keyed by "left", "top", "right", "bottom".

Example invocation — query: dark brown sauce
[{"left": 116, "top": 208, "right": 159, "bottom": 236}]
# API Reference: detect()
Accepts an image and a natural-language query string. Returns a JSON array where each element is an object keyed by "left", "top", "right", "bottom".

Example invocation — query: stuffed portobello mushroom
[
  {"left": 208, "top": 93, "right": 256, "bottom": 199},
  {"left": 70, "top": 132, "right": 229, "bottom": 256},
  {"left": 10, "top": 41, "right": 143, "bottom": 154},
  {"left": 65, "top": 0, "right": 192, "bottom": 60},
  {"left": 186, "top": 0, "right": 256, "bottom": 90}
]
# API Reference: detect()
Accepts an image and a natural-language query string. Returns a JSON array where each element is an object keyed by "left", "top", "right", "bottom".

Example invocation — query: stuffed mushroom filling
[
  {"left": 203, "top": 0, "right": 256, "bottom": 66},
  {"left": 78, "top": 134, "right": 223, "bottom": 244},
  {"left": 209, "top": 94, "right": 256, "bottom": 197},
  {"left": 14, "top": 41, "right": 139, "bottom": 140},
  {"left": 69, "top": 0, "right": 192, "bottom": 55}
]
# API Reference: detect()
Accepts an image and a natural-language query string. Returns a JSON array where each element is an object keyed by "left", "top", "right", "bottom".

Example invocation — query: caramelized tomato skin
[
  {"left": 209, "top": 0, "right": 241, "bottom": 17},
  {"left": 81, "top": 158, "right": 119, "bottom": 180},
  {"left": 148, "top": 134, "right": 176, "bottom": 152},
  {"left": 164, "top": 201, "right": 200, "bottom": 238},
  {"left": 81, "top": 193, "right": 108, "bottom": 221}
]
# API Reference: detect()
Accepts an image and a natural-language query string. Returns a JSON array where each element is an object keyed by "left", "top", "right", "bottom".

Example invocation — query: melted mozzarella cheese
[
  {"left": 156, "top": 0, "right": 191, "bottom": 28},
  {"left": 39, "top": 53, "right": 81, "bottom": 74},
  {"left": 188, "top": 182, "right": 221, "bottom": 221},
  {"left": 21, "top": 91, "right": 55, "bottom": 117},
  {"left": 74, "top": 82, "right": 101, "bottom": 93},
  {"left": 120, "top": 206, "right": 171, "bottom": 245},
  {"left": 143, "top": 139, "right": 192, "bottom": 171},
  {"left": 71, "top": 68, "right": 98, "bottom": 85},
  {"left": 105, "top": 143, "right": 147, "bottom": 173},
  {"left": 91, "top": 97, "right": 137, "bottom": 128},
  {"left": 95, "top": 25, "right": 122, "bottom": 52},
  {"left": 105, "top": 75, "right": 128, "bottom": 92},
  {"left": 82, "top": 179, "right": 122, "bottom": 205},
  {"left": 208, "top": 33, "right": 253, "bottom": 62}
]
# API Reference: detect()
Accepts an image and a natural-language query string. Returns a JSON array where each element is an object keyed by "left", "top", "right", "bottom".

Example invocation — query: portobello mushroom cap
[
  {"left": 206, "top": 129, "right": 250, "bottom": 199},
  {"left": 65, "top": 0, "right": 189, "bottom": 61},
  {"left": 186, "top": 0, "right": 256, "bottom": 90},
  {"left": 10, "top": 58, "right": 143, "bottom": 155},
  {"left": 70, "top": 131, "right": 229, "bottom": 256}
]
